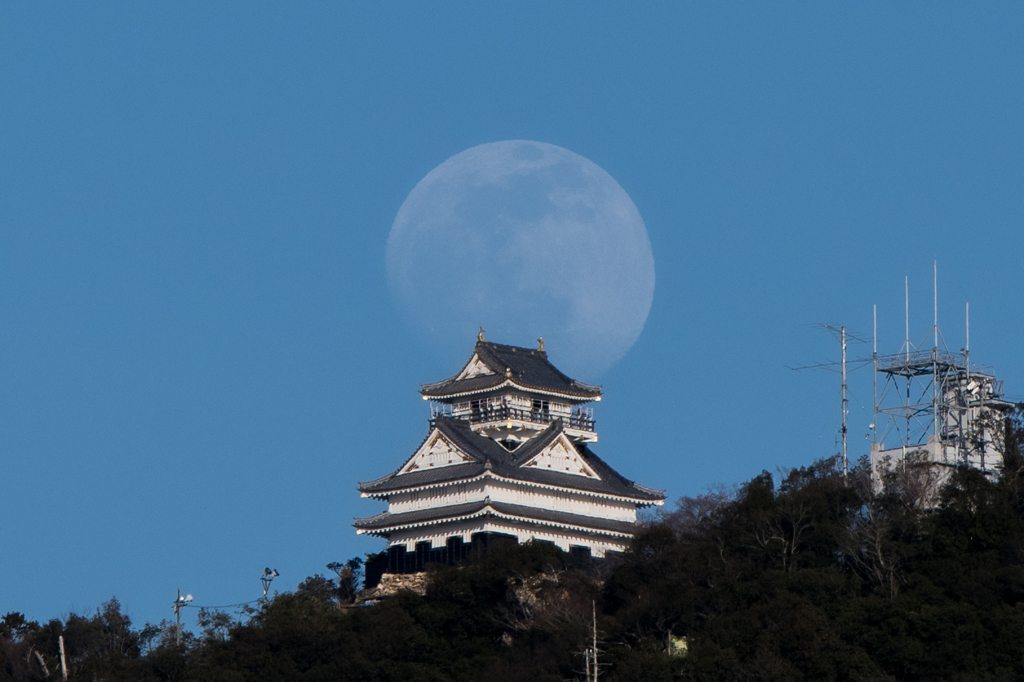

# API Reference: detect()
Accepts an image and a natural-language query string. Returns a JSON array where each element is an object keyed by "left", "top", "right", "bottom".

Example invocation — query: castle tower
[{"left": 355, "top": 335, "right": 665, "bottom": 574}]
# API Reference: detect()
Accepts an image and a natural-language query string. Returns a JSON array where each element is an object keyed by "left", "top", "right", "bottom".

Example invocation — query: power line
[{"left": 186, "top": 600, "right": 261, "bottom": 610}]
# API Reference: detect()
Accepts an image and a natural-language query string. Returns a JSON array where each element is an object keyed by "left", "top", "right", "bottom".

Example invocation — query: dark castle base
[{"left": 363, "top": 532, "right": 594, "bottom": 589}]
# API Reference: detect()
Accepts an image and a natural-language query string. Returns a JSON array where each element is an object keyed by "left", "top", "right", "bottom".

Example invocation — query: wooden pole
[{"left": 592, "top": 600, "right": 598, "bottom": 681}]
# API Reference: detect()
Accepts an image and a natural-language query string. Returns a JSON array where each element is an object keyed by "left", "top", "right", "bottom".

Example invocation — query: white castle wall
[
  {"left": 387, "top": 478, "right": 637, "bottom": 522},
  {"left": 387, "top": 517, "right": 630, "bottom": 557}
]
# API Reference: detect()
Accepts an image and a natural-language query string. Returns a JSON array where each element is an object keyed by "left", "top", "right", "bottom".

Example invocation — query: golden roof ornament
[
  {"left": 477, "top": 327, "right": 485, "bottom": 342},
  {"left": 505, "top": 367, "right": 512, "bottom": 378},
  {"left": 537, "top": 336, "right": 545, "bottom": 351}
]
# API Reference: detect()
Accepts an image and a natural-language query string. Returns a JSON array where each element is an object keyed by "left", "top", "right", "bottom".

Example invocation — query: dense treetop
[{"left": 6, "top": 412, "right": 1024, "bottom": 681}]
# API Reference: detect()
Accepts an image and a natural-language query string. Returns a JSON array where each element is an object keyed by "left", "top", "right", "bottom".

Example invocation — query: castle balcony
[
  {"left": 469, "top": 405, "right": 594, "bottom": 430},
  {"left": 431, "top": 405, "right": 596, "bottom": 440}
]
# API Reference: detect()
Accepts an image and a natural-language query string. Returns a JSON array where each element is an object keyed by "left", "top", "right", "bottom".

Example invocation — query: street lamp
[
  {"left": 261, "top": 568, "right": 279, "bottom": 603},
  {"left": 172, "top": 590, "right": 193, "bottom": 647}
]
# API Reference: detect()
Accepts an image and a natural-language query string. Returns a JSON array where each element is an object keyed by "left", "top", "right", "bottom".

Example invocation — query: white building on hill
[{"left": 355, "top": 334, "right": 664, "bottom": 574}]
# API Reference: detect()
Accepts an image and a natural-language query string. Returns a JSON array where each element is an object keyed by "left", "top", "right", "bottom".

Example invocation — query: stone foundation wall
[{"left": 358, "top": 572, "right": 428, "bottom": 601}]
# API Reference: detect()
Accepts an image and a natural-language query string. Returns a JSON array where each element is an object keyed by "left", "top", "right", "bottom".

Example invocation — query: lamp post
[
  {"left": 172, "top": 590, "right": 192, "bottom": 647},
  {"left": 261, "top": 568, "right": 279, "bottom": 604}
]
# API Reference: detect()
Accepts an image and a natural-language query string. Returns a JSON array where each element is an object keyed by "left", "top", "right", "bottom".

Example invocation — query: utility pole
[{"left": 592, "top": 600, "right": 599, "bottom": 681}]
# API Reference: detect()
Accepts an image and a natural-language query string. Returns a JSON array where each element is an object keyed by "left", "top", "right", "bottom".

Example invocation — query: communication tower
[{"left": 871, "top": 263, "right": 1013, "bottom": 476}]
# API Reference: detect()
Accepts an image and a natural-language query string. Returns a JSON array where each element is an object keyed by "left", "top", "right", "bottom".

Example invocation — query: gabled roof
[
  {"left": 420, "top": 340, "right": 602, "bottom": 402},
  {"left": 354, "top": 499, "right": 637, "bottom": 537},
  {"left": 357, "top": 418, "right": 664, "bottom": 503}
]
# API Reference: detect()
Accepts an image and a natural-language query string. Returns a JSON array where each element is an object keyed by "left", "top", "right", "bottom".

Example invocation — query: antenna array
[{"left": 871, "top": 261, "right": 1012, "bottom": 472}]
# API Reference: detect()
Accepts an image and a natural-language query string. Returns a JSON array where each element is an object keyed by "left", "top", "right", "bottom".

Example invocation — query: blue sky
[{"left": 2, "top": 4, "right": 1023, "bottom": 627}]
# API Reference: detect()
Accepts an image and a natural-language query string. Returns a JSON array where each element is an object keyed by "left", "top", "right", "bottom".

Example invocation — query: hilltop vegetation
[{"left": 6, "top": 414, "right": 1024, "bottom": 681}]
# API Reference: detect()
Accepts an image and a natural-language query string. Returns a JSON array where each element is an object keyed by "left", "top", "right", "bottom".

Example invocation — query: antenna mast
[
  {"left": 841, "top": 325, "right": 848, "bottom": 480},
  {"left": 872, "top": 305, "right": 878, "bottom": 446},
  {"left": 904, "top": 275, "right": 910, "bottom": 457},
  {"left": 933, "top": 259, "right": 939, "bottom": 350},
  {"left": 965, "top": 301, "right": 971, "bottom": 386},
  {"left": 905, "top": 275, "right": 910, "bottom": 362},
  {"left": 933, "top": 260, "right": 940, "bottom": 443},
  {"left": 790, "top": 325, "right": 868, "bottom": 481}
]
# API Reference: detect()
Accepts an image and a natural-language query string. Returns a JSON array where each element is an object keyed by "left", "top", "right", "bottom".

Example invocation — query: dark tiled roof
[
  {"left": 490, "top": 501, "right": 637, "bottom": 535},
  {"left": 358, "top": 418, "right": 665, "bottom": 503},
  {"left": 354, "top": 500, "right": 487, "bottom": 531},
  {"left": 354, "top": 498, "right": 637, "bottom": 536},
  {"left": 420, "top": 341, "right": 602, "bottom": 401}
]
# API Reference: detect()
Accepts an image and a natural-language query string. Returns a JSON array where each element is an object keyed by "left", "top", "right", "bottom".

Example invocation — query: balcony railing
[{"left": 439, "top": 405, "right": 595, "bottom": 432}]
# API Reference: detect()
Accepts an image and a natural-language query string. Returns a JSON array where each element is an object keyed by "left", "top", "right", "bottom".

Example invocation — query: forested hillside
[{"left": 6, "top": 414, "right": 1024, "bottom": 681}]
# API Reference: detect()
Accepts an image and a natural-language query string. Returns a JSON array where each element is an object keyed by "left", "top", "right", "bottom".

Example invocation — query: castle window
[{"left": 532, "top": 399, "right": 550, "bottom": 421}]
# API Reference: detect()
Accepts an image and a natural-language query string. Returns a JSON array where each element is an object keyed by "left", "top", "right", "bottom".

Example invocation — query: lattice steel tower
[{"left": 871, "top": 263, "right": 1012, "bottom": 475}]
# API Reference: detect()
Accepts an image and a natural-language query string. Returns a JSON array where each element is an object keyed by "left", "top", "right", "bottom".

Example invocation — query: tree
[{"left": 327, "top": 557, "right": 364, "bottom": 604}]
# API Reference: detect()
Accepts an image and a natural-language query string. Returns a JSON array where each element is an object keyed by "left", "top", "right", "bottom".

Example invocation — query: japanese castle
[{"left": 355, "top": 333, "right": 665, "bottom": 575}]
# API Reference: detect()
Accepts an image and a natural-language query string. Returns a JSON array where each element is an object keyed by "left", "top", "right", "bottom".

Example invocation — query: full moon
[{"left": 386, "top": 140, "right": 655, "bottom": 378}]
